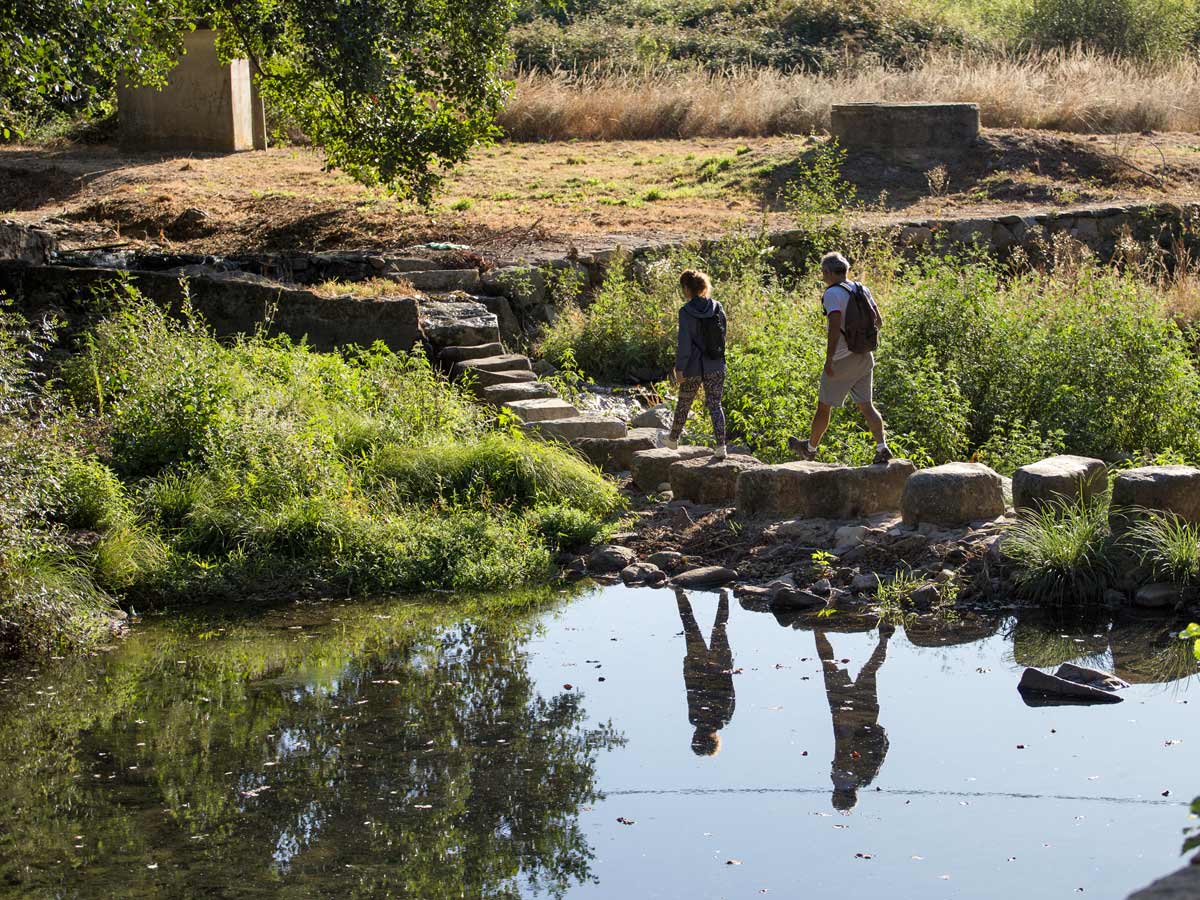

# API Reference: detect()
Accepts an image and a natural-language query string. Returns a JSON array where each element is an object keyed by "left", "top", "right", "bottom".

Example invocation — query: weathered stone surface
[
  {"left": 830, "top": 102, "right": 979, "bottom": 159},
  {"left": 475, "top": 293, "right": 522, "bottom": 347},
  {"left": 1012, "top": 455, "right": 1107, "bottom": 511},
  {"left": 631, "top": 405, "right": 671, "bottom": 430},
  {"left": 439, "top": 342, "right": 503, "bottom": 364},
  {"left": 901, "top": 462, "right": 1005, "bottom": 527},
  {"left": 670, "top": 454, "right": 764, "bottom": 506},
  {"left": 1056, "top": 663, "right": 1130, "bottom": 691},
  {"left": 454, "top": 353, "right": 532, "bottom": 376},
  {"left": 1134, "top": 583, "right": 1181, "bottom": 609},
  {"left": 405, "top": 268, "right": 482, "bottom": 294},
  {"left": 503, "top": 398, "right": 578, "bottom": 423},
  {"left": 0, "top": 221, "right": 56, "bottom": 264},
  {"left": 467, "top": 368, "right": 537, "bottom": 388},
  {"left": 620, "top": 562, "right": 666, "bottom": 585},
  {"left": 419, "top": 300, "right": 498, "bottom": 349},
  {"left": 588, "top": 544, "right": 637, "bottom": 573},
  {"left": 1018, "top": 668, "right": 1124, "bottom": 704},
  {"left": 737, "top": 459, "right": 915, "bottom": 521},
  {"left": 850, "top": 573, "right": 880, "bottom": 593},
  {"left": 525, "top": 416, "right": 627, "bottom": 442},
  {"left": 630, "top": 446, "right": 713, "bottom": 492},
  {"left": 671, "top": 565, "right": 737, "bottom": 588},
  {"left": 647, "top": 551, "right": 685, "bottom": 572},
  {"left": 1111, "top": 465, "right": 1200, "bottom": 534},
  {"left": 477, "top": 382, "right": 557, "bottom": 405},
  {"left": 571, "top": 428, "right": 657, "bottom": 473},
  {"left": 771, "top": 587, "right": 827, "bottom": 611}
]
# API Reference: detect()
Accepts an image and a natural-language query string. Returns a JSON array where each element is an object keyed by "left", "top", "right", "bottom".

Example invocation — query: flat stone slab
[
  {"left": 671, "top": 565, "right": 737, "bottom": 588},
  {"left": 469, "top": 368, "right": 537, "bottom": 388},
  {"left": 1018, "top": 668, "right": 1123, "bottom": 705},
  {"left": 670, "top": 454, "right": 764, "bottom": 507},
  {"left": 902, "top": 462, "right": 1005, "bottom": 527},
  {"left": 1012, "top": 454, "right": 1106, "bottom": 511},
  {"left": 419, "top": 299, "right": 498, "bottom": 349},
  {"left": 454, "top": 353, "right": 532, "bottom": 376},
  {"left": 524, "top": 416, "right": 628, "bottom": 442},
  {"left": 571, "top": 427, "right": 658, "bottom": 473},
  {"left": 503, "top": 397, "right": 578, "bottom": 423},
  {"left": 406, "top": 268, "right": 482, "bottom": 293},
  {"left": 831, "top": 102, "right": 979, "bottom": 158},
  {"left": 736, "top": 458, "right": 915, "bottom": 520},
  {"left": 630, "top": 446, "right": 713, "bottom": 492},
  {"left": 478, "top": 381, "right": 557, "bottom": 405},
  {"left": 439, "top": 342, "right": 502, "bottom": 364},
  {"left": 1110, "top": 465, "right": 1200, "bottom": 534}
]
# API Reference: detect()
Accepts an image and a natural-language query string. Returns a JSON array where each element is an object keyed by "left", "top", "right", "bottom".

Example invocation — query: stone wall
[{"left": 0, "top": 263, "right": 421, "bottom": 353}]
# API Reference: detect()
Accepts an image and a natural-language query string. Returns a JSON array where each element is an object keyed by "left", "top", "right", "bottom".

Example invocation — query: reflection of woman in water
[
  {"left": 676, "top": 589, "right": 735, "bottom": 756},
  {"left": 815, "top": 627, "right": 891, "bottom": 811}
]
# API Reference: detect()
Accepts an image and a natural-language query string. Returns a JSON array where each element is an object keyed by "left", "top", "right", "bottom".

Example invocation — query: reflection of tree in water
[
  {"left": 676, "top": 590, "right": 735, "bottom": 756},
  {"left": 814, "top": 628, "right": 891, "bottom": 812},
  {"left": 0, "top": 602, "right": 623, "bottom": 898}
]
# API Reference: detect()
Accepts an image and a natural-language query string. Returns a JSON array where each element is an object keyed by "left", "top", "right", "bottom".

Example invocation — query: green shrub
[
  {"left": 1004, "top": 495, "right": 1114, "bottom": 603},
  {"left": 526, "top": 503, "right": 606, "bottom": 550},
  {"left": 1018, "top": 0, "right": 1200, "bottom": 59},
  {"left": 53, "top": 457, "right": 128, "bottom": 530},
  {"left": 1124, "top": 511, "right": 1200, "bottom": 585}
]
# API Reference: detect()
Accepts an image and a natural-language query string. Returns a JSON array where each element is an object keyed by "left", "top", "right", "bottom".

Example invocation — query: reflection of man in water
[
  {"left": 815, "top": 627, "right": 891, "bottom": 811},
  {"left": 676, "top": 589, "right": 735, "bottom": 756}
]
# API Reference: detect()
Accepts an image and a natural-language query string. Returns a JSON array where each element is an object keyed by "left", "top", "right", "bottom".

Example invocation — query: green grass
[
  {"left": 0, "top": 289, "right": 624, "bottom": 658},
  {"left": 1003, "top": 496, "right": 1115, "bottom": 603},
  {"left": 1125, "top": 511, "right": 1200, "bottom": 585}
]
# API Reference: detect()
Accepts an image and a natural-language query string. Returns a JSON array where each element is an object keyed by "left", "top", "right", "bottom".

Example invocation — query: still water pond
[{"left": 1, "top": 584, "right": 1197, "bottom": 899}]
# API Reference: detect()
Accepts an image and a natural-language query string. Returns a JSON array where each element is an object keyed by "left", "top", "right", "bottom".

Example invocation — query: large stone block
[
  {"left": 524, "top": 416, "right": 627, "bottom": 442},
  {"left": 1110, "top": 465, "right": 1200, "bottom": 533},
  {"left": 466, "top": 368, "right": 536, "bottom": 389},
  {"left": 503, "top": 398, "right": 578, "bottom": 423},
  {"left": 670, "top": 454, "right": 764, "bottom": 506},
  {"left": 420, "top": 300, "right": 499, "bottom": 349},
  {"left": 477, "top": 381, "right": 556, "bottom": 405},
  {"left": 901, "top": 462, "right": 1005, "bottom": 527},
  {"left": 454, "top": 353, "right": 531, "bottom": 376},
  {"left": 630, "top": 447, "right": 713, "bottom": 492},
  {"left": 1012, "top": 455, "right": 1107, "bottom": 511},
  {"left": 830, "top": 102, "right": 979, "bottom": 160},
  {"left": 572, "top": 428, "right": 658, "bottom": 473},
  {"left": 118, "top": 30, "right": 262, "bottom": 152},
  {"left": 736, "top": 459, "right": 915, "bottom": 521}
]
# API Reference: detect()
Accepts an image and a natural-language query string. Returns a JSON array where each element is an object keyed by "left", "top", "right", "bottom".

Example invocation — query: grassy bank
[
  {"left": 539, "top": 233, "right": 1200, "bottom": 470},
  {"left": 501, "top": 51, "right": 1200, "bottom": 140},
  {"left": 0, "top": 287, "right": 622, "bottom": 659}
]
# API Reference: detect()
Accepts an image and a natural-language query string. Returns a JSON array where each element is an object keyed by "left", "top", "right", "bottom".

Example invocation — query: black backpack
[
  {"left": 835, "top": 282, "right": 880, "bottom": 354},
  {"left": 697, "top": 303, "right": 726, "bottom": 359}
]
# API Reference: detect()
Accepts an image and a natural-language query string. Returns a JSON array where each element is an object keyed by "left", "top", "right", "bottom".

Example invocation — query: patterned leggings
[{"left": 670, "top": 371, "right": 727, "bottom": 446}]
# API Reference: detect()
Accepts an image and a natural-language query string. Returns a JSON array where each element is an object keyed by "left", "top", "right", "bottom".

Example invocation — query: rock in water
[
  {"left": 588, "top": 545, "right": 638, "bottom": 573},
  {"left": 1017, "top": 667, "right": 1125, "bottom": 704},
  {"left": 620, "top": 562, "right": 667, "bottom": 586},
  {"left": 671, "top": 566, "right": 738, "bottom": 588},
  {"left": 1011, "top": 455, "right": 1106, "bottom": 511},
  {"left": 647, "top": 550, "right": 684, "bottom": 572},
  {"left": 901, "top": 462, "right": 1005, "bottom": 527},
  {"left": 1134, "top": 583, "right": 1181, "bottom": 609}
]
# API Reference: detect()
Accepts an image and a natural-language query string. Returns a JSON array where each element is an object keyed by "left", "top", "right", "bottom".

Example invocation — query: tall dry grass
[{"left": 499, "top": 50, "right": 1200, "bottom": 140}]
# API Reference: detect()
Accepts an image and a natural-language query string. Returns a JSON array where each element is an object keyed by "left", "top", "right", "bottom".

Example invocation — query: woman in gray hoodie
[{"left": 661, "top": 269, "right": 728, "bottom": 458}]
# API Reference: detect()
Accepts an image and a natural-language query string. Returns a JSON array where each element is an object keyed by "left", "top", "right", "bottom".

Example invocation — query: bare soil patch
[{"left": 3, "top": 129, "right": 1198, "bottom": 259}]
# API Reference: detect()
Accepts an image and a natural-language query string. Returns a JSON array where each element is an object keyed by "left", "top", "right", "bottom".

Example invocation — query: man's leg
[
  {"left": 809, "top": 401, "right": 833, "bottom": 447},
  {"left": 856, "top": 401, "right": 885, "bottom": 445},
  {"left": 849, "top": 357, "right": 890, "bottom": 464}
]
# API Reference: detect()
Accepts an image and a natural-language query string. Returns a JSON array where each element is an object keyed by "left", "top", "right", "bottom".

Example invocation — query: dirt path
[{"left": 4, "top": 129, "right": 1199, "bottom": 260}]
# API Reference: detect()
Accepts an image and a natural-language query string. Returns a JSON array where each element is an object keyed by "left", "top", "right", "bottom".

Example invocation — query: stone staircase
[{"left": 421, "top": 303, "right": 657, "bottom": 473}]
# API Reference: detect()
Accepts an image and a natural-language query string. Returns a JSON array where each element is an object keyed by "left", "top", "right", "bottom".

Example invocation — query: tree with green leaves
[{"left": 2, "top": 0, "right": 524, "bottom": 202}]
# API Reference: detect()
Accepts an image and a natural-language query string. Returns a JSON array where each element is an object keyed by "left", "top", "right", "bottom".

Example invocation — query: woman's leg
[
  {"left": 702, "top": 371, "right": 727, "bottom": 446},
  {"left": 670, "top": 376, "right": 702, "bottom": 441}
]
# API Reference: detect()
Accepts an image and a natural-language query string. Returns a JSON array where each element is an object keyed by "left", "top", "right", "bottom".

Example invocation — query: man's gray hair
[{"left": 821, "top": 252, "right": 849, "bottom": 277}]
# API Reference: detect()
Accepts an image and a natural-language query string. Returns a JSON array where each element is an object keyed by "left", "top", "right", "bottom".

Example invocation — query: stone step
[
  {"left": 524, "top": 416, "right": 628, "bottom": 442},
  {"left": 439, "top": 342, "right": 503, "bottom": 365},
  {"left": 469, "top": 368, "right": 538, "bottom": 389},
  {"left": 478, "top": 381, "right": 558, "bottom": 405},
  {"left": 737, "top": 459, "right": 916, "bottom": 521},
  {"left": 670, "top": 454, "right": 765, "bottom": 506},
  {"left": 454, "top": 354, "right": 532, "bottom": 376},
  {"left": 420, "top": 300, "right": 499, "bottom": 350},
  {"left": 630, "top": 446, "right": 713, "bottom": 492},
  {"left": 504, "top": 398, "right": 579, "bottom": 423},
  {"left": 571, "top": 428, "right": 658, "bottom": 474},
  {"left": 406, "top": 269, "right": 482, "bottom": 293}
]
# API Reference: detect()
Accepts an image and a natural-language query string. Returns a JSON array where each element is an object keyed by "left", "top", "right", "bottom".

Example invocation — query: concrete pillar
[
  {"left": 118, "top": 29, "right": 258, "bottom": 152},
  {"left": 830, "top": 102, "right": 980, "bottom": 161},
  {"left": 250, "top": 76, "right": 268, "bottom": 150}
]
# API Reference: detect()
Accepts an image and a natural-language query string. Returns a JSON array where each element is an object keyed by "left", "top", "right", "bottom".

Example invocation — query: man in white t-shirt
[{"left": 788, "top": 252, "right": 891, "bottom": 465}]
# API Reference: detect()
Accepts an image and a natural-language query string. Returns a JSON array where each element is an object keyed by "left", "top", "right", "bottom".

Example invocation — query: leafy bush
[
  {"left": 1003, "top": 496, "right": 1114, "bottom": 603},
  {"left": 53, "top": 457, "right": 128, "bottom": 530},
  {"left": 526, "top": 503, "right": 607, "bottom": 551},
  {"left": 1018, "top": 0, "right": 1200, "bottom": 60}
]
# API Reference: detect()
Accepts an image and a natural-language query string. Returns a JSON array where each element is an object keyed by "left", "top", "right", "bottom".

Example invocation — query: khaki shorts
[{"left": 819, "top": 352, "right": 874, "bottom": 406}]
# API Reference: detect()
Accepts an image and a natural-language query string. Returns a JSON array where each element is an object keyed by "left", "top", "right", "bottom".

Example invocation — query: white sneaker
[
  {"left": 657, "top": 430, "right": 678, "bottom": 450},
  {"left": 713, "top": 445, "right": 727, "bottom": 459}
]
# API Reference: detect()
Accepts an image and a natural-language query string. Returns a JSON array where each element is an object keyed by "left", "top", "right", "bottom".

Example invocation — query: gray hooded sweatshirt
[{"left": 675, "top": 295, "right": 727, "bottom": 378}]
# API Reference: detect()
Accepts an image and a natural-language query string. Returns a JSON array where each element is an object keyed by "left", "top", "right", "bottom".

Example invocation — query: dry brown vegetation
[{"left": 500, "top": 50, "right": 1200, "bottom": 141}]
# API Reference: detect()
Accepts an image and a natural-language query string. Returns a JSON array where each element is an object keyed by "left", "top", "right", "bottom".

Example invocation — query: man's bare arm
[{"left": 825, "top": 310, "right": 842, "bottom": 375}]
